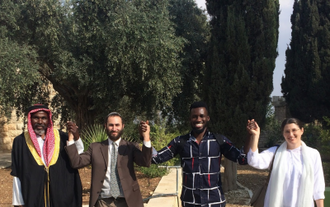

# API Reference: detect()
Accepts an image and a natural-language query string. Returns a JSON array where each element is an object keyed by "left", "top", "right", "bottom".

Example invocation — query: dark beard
[
  {"left": 107, "top": 129, "right": 124, "bottom": 141},
  {"left": 192, "top": 126, "right": 206, "bottom": 135}
]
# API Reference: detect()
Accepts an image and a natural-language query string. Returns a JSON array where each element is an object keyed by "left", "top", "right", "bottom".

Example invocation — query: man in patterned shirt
[{"left": 143, "top": 101, "right": 248, "bottom": 207}]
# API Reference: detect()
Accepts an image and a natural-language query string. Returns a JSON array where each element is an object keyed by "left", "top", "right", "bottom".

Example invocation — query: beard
[
  {"left": 33, "top": 124, "right": 47, "bottom": 136},
  {"left": 191, "top": 126, "right": 206, "bottom": 135},
  {"left": 34, "top": 129, "right": 46, "bottom": 136},
  {"left": 107, "top": 128, "right": 124, "bottom": 141}
]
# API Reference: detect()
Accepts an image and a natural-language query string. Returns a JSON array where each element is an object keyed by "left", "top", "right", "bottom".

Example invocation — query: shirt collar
[
  {"left": 108, "top": 137, "right": 121, "bottom": 146},
  {"left": 189, "top": 130, "right": 210, "bottom": 141}
]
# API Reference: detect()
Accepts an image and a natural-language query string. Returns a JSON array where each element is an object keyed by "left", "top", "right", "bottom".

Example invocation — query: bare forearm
[
  {"left": 246, "top": 120, "right": 260, "bottom": 152},
  {"left": 315, "top": 199, "right": 324, "bottom": 207},
  {"left": 250, "top": 134, "right": 259, "bottom": 152}
]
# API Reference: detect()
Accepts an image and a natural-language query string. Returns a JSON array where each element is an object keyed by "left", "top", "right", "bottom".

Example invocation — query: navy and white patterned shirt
[{"left": 152, "top": 131, "right": 247, "bottom": 207}]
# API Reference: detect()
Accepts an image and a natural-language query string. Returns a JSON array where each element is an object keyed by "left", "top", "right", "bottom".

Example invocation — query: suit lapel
[
  {"left": 118, "top": 139, "right": 128, "bottom": 162},
  {"left": 100, "top": 139, "right": 109, "bottom": 167}
]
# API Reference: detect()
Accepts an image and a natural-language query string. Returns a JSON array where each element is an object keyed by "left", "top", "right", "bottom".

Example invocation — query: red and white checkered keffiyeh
[{"left": 27, "top": 108, "right": 55, "bottom": 167}]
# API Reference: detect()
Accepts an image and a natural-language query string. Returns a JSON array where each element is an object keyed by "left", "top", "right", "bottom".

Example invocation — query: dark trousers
[{"left": 95, "top": 197, "right": 128, "bottom": 207}]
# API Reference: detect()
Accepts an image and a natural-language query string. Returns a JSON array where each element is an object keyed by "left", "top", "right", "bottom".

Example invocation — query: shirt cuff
[
  {"left": 313, "top": 192, "right": 325, "bottom": 201},
  {"left": 75, "top": 138, "right": 84, "bottom": 154},
  {"left": 67, "top": 138, "right": 84, "bottom": 154},
  {"left": 247, "top": 148, "right": 258, "bottom": 162},
  {"left": 67, "top": 140, "right": 75, "bottom": 146},
  {"left": 143, "top": 140, "right": 151, "bottom": 148}
]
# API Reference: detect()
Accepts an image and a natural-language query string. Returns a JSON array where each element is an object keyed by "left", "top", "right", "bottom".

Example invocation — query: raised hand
[
  {"left": 139, "top": 120, "right": 150, "bottom": 142},
  {"left": 67, "top": 121, "right": 79, "bottom": 141},
  {"left": 247, "top": 119, "right": 260, "bottom": 136}
]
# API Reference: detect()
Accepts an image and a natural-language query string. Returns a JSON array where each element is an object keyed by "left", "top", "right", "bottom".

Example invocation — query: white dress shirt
[{"left": 100, "top": 138, "right": 151, "bottom": 198}]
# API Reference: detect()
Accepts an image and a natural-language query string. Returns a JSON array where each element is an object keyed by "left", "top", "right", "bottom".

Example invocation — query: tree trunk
[
  {"left": 75, "top": 109, "right": 96, "bottom": 131},
  {"left": 74, "top": 97, "right": 97, "bottom": 133},
  {"left": 222, "top": 158, "right": 237, "bottom": 192}
]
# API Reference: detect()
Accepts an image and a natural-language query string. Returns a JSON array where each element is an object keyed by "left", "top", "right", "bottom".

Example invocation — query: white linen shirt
[{"left": 247, "top": 146, "right": 325, "bottom": 207}]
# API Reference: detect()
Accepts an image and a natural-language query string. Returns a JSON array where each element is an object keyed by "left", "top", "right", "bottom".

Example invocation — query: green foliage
[
  {"left": 164, "top": 0, "right": 210, "bottom": 130},
  {"left": 205, "top": 0, "right": 279, "bottom": 146},
  {"left": 81, "top": 124, "right": 108, "bottom": 150},
  {"left": 302, "top": 117, "right": 330, "bottom": 159},
  {"left": 282, "top": 0, "right": 330, "bottom": 124},
  {"left": 138, "top": 164, "right": 168, "bottom": 178},
  {"left": 81, "top": 122, "right": 140, "bottom": 150},
  {"left": 0, "top": 6, "right": 50, "bottom": 118},
  {"left": 122, "top": 122, "right": 141, "bottom": 143},
  {"left": 138, "top": 119, "right": 182, "bottom": 178},
  {"left": 150, "top": 121, "right": 181, "bottom": 166},
  {"left": 0, "top": 0, "right": 184, "bottom": 130}
]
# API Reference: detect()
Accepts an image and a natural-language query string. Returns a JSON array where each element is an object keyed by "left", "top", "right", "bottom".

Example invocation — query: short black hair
[
  {"left": 104, "top": 112, "right": 124, "bottom": 124},
  {"left": 190, "top": 101, "right": 209, "bottom": 112}
]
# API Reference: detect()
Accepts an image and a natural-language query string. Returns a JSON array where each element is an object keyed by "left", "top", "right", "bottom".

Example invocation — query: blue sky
[{"left": 195, "top": 0, "right": 295, "bottom": 97}]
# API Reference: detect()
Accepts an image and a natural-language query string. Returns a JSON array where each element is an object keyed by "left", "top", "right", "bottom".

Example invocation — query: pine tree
[
  {"left": 205, "top": 0, "right": 279, "bottom": 191},
  {"left": 282, "top": 0, "right": 330, "bottom": 124}
]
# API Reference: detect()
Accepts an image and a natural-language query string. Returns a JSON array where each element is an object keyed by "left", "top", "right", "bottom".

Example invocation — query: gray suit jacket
[{"left": 65, "top": 139, "right": 152, "bottom": 207}]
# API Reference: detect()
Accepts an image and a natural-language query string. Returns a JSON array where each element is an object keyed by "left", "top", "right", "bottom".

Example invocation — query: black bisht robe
[{"left": 11, "top": 130, "right": 82, "bottom": 207}]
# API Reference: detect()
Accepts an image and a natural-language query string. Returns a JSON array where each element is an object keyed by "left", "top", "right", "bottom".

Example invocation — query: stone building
[{"left": 271, "top": 96, "right": 289, "bottom": 122}]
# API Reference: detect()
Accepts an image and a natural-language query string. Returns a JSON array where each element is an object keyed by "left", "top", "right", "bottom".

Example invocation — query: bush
[
  {"left": 138, "top": 120, "right": 182, "bottom": 178},
  {"left": 138, "top": 164, "right": 168, "bottom": 178},
  {"left": 121, "top": 122, "right": 141, "bottom": 143},
  {"left": 81, "top": 124, "right": 108, "bottom": 150},
  {"left": 81, "top": 122, "right": 141, "bottom": 150}
]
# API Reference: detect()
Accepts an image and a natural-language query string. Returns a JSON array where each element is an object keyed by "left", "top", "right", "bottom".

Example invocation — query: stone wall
[
  {"left": 0, "top": 84, "right": 60, "bottom": 152},
  {"left": 272, "top": 96, "right": 289, "bottom": 122},
  {"left": 0, "top": 110, "right": 25, "bottom": 152}
]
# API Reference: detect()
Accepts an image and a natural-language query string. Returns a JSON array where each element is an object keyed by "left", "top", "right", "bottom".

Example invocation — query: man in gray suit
[{"left": 65, "top": 112, "right": 152, "bottom": 207}]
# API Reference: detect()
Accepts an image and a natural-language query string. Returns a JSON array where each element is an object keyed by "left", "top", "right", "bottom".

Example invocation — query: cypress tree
[
  {"left": 205, "top": 0, "right": 279, "bottom": 191},
  {"left": 205, "top": 0, "right": 279, "bottom": 146},
  {"left": 282, "top": 0, "right": 330, "bottom": 124},
  {"left": 165, "top": 0, "right": 210, "bottom": 130}
]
